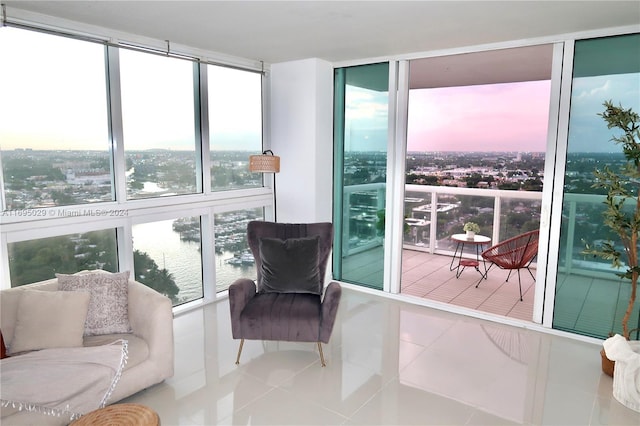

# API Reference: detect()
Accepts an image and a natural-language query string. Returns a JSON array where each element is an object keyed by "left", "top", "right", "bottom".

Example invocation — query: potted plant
[
  {"left": 463, "top": 222, "right": 480, "bottom": 239},
  {"left": 583, "top": 101, "right": 640, "bottom": 379}
]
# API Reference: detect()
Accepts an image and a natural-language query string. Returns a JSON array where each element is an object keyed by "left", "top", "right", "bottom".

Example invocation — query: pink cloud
[{"left": 408, "top": 81, "right": 551, "bottom": 152}]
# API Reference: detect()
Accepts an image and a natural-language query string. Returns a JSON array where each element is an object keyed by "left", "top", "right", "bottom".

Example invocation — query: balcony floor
[
  {"left": 342, "top": 247, "right": 640, "bottom": 337},
  {"left": 401, "top": 249, "right": 535, "bottom": 321},
  {"left": 341, "top": 247, "right": 536, "bottom": 322}
]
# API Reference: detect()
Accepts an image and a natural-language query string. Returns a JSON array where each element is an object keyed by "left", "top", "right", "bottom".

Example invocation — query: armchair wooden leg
[
  {"left": 235, "top": 339, "right": 245, "bottom": 365},
  {"left": 317, "top": 342, "right": 326, "bottom": 367}
]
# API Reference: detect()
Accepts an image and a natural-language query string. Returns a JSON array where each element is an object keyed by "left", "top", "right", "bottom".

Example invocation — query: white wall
[{"left": 269, "top": 58, "right": 334, "bottom": 224}]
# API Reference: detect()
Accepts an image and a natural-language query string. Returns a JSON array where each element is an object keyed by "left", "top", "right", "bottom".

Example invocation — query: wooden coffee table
[{"left": 71, "top": 403, "right": 159, "bottom": 425}]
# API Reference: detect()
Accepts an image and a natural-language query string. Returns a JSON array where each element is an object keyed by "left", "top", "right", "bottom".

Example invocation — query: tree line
[{"left": 9, "top": 231, "right": 180, "bottom": 302}]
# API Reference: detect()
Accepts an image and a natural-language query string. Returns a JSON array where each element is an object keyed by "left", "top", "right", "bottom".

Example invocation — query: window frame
[{"left": 0, "top": 24, "right": 273, "bottom": 307}]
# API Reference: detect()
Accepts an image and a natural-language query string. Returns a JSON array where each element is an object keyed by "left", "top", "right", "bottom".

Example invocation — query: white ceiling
[
  {"left": 4, "top": 1, "right": 640, "bottom": 64},
  {"left": 409, "top": 44, "right": 554, "bottom": 89}
]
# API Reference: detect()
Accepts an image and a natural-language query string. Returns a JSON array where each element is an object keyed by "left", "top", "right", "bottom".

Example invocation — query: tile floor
[{"left": 123, "top": 288, "right": 640, "bottom": 425}]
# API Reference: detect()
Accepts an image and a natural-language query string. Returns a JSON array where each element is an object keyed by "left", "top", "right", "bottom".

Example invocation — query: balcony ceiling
[{"left": 4, "top": 1, "right": 640, "bottom": 66}]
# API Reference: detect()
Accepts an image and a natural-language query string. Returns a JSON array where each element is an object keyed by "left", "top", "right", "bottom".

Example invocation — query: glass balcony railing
[
  {"left": 341, "top": 183, "right": 387, "bottom": 256},
  {"left": 342, "top": 183, "right": 625, "bottom": 276},
  {"left": 559, "top": 192, "right": 630, "bottom": 276},
  {"left": 342, "top": 183, "right": 543, "bottom": 257},
  {"left": 402, "top": 185, "right": 542, "bottom": 257}
]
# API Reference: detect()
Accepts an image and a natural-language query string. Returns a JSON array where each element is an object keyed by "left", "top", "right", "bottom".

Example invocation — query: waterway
[{"left": 132, "top": 219, "right": 256, "bottom": 304}]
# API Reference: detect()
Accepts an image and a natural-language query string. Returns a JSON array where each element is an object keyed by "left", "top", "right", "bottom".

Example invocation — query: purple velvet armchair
[{"left": 228, "top": 221, "right": 342, "bottom": 367}]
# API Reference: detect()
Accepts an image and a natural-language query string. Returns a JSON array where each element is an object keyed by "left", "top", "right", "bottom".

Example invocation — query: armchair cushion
[
  {"left": 239, "top": 292, "right": 322, "bottom": 342},
  {"left": 258, "top": 236, "right": 322, "bottom": 295}
]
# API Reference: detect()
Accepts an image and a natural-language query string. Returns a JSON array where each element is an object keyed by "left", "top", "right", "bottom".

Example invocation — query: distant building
[{"left": 66, "top": 169, "right": 111, "bottom": 185}]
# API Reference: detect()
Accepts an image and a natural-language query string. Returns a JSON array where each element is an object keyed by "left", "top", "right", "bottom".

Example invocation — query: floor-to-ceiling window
[
  {"left": 208, "top": 64, "right": 263, "bottom": 191},
  {"left": 0, "top": 25, "right": 268, "bottom": 304},
  {"left": 333, "top": 63, "right": 389, "bottom": 290},
  {"left": 0, "top": 27, "right": 113, "bottom": 209},
  {"left": 120, "top": 49, "right": 200, "bottom": 199},
  {"left": 553, "top": 33, "right": 640, "bottom": 339}
]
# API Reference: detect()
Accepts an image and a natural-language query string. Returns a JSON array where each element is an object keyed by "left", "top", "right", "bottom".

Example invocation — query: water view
[{"left": 130, "top": 207, "right": 261, "bottom": 304}]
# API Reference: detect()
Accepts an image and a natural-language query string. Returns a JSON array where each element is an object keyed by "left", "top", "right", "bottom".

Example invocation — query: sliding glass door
[
  {"left": 401, "top": 45, "right": 553, "bottom": 320},
  {"left": 553, "top": 33, "right": 640, "bottom": 338},
  {"left": 333, "top": 63, "right": 389, "bottom": 289},
  {"left": 331, "top": 32, "right": 640, "bottom": 340}
]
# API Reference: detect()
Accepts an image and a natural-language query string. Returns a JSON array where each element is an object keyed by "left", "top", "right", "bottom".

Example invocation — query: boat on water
[
  {"left": 240, "top": 252, "right": 254, "bottom": 264},
  {"left": 226, "top": 251, "right": 254, "bottom": 266},
  {"left": 226, "top": 256, "right": 243, "bottom": 266}
]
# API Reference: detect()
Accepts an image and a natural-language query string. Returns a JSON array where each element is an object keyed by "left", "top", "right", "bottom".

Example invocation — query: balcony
[
  {"left": 341, "top": 184, "right": 640, "bottom": 333},
  {"left": 401, "top": 184, "right": 541, "bottom": 320},
  {"left": 340, "top": 183, "right": 541, "bottom": 321}
]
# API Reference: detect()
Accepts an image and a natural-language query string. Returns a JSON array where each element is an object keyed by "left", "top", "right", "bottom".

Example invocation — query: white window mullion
[
  {"left": 117, "top": 224, "right": 134, "bottom": 275},
  {"left": 107, "top": 46, "right": 133, "bottom": 277},
  {"left": 541, "top": 41, "right": 573, "bottom": 328},
  {"left": 198, "top": 62, "right": 211, "bottom": 194},
  {"left": 387, "top": 60, "right": 410, "bottom": 295},
  {"left": 382, "top": 62, "right": 396, "bottom": 294},
  {"left": 200, "top": 211, "right": 216, "bottom": 300},
  {"left": 107, "top": 46, "right": 127, "bottom": 203}
]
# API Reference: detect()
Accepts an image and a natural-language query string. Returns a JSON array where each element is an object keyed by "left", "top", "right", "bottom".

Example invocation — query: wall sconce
[{"left": 249, "top": 150, "right": 280, "bottom": 221}]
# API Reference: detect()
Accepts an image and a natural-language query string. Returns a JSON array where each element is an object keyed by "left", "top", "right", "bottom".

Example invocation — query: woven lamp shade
[{"left": 249, "top": 154, "right": 280, "bottom": 173}]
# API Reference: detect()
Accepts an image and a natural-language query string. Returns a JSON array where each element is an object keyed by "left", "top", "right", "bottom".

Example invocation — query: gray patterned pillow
[{"left": 57, "top": 270, "right": 132, "bottom": 336}]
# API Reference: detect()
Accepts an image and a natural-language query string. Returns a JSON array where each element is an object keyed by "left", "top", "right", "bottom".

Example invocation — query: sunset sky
[
  {"left": 345, "top": 72, "right": 638, "bottom": 154},
  {"left": 407, "top": 81, "right": 551, "bottom": 153},
  {"left": 2, "top": 26, "right": 638, "bottom": 155},
  {"left": 0, "top": 26, "right": 261, "bottom": 152}
]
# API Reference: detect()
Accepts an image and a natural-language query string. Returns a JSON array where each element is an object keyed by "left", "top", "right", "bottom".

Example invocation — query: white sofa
[{"left": 0, "top": 274, "right": 174, "bottom": 425}]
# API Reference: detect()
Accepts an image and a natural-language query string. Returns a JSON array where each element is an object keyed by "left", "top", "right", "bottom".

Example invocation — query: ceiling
[
  {"left": 4, "top": 1, "right": 640, "bottom": 64},
  {"left": 409, "top": 44, "right": 554, "bottom": 89}
]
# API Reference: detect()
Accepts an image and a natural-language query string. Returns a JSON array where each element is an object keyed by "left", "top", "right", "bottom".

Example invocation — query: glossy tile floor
[{"left": 123, "top": 289, "right": 640, "bottom": 425}]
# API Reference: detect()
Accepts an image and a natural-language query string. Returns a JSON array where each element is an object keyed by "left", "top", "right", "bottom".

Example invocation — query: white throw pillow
[
  {"left": 9, "top": 289, "right": 90, "bottom": 354},
  {"left": 57, "top": 270, "right": 132, "bottom": 336}
]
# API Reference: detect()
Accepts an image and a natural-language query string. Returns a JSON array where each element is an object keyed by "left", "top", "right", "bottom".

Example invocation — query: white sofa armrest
[{"left": 127, "top": 280, "right": 174, "bottom": 379}]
